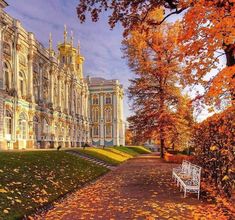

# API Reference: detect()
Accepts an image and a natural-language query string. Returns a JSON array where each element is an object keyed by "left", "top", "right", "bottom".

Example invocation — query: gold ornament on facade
[
  {"left": 16, "top": 43, "right": 21, "bottom": 51},
  {"left": 5, "top": 103, "right": 12, "bottom": 111}
]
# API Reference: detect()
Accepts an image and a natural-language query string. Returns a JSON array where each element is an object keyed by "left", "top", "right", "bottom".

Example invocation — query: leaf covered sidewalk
[{"left": 34, "top": 154, "right": 231, "bottom": 220}]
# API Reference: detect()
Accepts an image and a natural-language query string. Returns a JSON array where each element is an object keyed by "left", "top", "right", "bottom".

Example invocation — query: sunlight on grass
[{"left": 76, "top": 146, "right": 151, "bottom": 165}]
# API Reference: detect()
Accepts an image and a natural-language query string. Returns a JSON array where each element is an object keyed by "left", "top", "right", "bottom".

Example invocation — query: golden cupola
[{"left": 57, "top": 25, "right": 85, "bottom": 79}]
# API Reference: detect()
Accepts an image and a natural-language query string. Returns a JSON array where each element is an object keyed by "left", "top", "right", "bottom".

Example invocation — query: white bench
[{"left": 172, "top": 160, "right": 201, "bottom": 199}]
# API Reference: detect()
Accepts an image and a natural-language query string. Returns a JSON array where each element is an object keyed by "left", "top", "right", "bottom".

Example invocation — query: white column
[
  {"left": 0, "top": 24, "right": 4, "bottom": 89},
  {"left": 27, "top": 33, "right": 34, "bottom": 102},
  {"left": 65, "top": 81, "right": 68, "bottom": 111},
  {"left": 113, "top": 90, "right": 119, "bottom": 146},
  {"left": 49, "top": 71, "right": 54, "bottom": 105},
  {"left": 100, "top": 93, "right": 104, "bottom": 145},
  {"left": 58, "top": 75, "right": 61, "bottom": 109}
]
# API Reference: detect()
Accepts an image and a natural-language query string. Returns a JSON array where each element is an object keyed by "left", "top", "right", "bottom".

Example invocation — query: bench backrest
[
  {"left": 182, "top": 160, "right": 191, "bottom": 174},
  {"left": 190, "top": 164, "right": 202, "bottom": 185}
]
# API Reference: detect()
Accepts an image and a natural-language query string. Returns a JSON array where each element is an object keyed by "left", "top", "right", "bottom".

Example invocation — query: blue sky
[
  {"left": 4, "top": 0, "right": 225, "bottom": 122},
  {"left": 5, "top": 0, "right": 134, "bottom": 120}
]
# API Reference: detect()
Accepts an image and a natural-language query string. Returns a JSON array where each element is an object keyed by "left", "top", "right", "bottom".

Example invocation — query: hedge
[{"left": 192, "top": 106, "right": 235, "bottom": 198}]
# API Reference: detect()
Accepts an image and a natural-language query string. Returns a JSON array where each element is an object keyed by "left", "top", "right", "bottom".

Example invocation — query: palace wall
[{"left": 0, "top": 1, "right": 125, "bottom": 150}]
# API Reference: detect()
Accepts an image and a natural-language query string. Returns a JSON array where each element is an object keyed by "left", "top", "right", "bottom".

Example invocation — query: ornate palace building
[{"left": 0, "top": 0, "right": 125, "bottom": 150}]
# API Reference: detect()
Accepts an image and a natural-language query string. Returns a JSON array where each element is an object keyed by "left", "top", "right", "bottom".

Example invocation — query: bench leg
[{"left": 184, "top": 188, "right": 187, "bottom": 198}]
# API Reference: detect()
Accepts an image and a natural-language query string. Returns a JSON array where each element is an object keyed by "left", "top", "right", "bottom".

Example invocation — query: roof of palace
[
  {"left": 0, "top": 0, "right": 8, "bottom": 8},
  {"left": 87, "top": 77, "right": 120, "bottom": 86}
]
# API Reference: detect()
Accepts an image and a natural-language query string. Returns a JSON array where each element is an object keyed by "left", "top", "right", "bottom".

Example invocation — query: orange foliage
[
  {"left": 193, "top": 106, "right": 235, "bottom": 198},
  {"left": 123, "top": 22, "right": 193, "bottom": 158},
  {"left": 179, "top": 0, "right": 235, "bottom": 106},
  {"left": 125, "top": 129, "right": 134, "bottom": 146},
  {"left": 164, "top": 152, "right": 194, "bottom": 163}
]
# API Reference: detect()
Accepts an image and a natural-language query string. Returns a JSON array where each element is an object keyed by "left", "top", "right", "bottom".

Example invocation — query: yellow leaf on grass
[
  {"left": 3, "top": 209, "right": 9, "bottom": 214},
  {"left": 0, "top": 188, "right": 8, "bottom": 193},
  {"left": 41, "top": 189, "right": 48, "bottom": 195},
  {"left": 15, "top": 199, "right": 22, "bottom": 203}
]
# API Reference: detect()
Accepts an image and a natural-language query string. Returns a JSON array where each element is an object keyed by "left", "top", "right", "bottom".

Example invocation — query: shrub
[
  {"left": 164, "top": 152, "right": 194, "bottom": 163},
  {"left": 192, "top": 106, "right": 235, "bottom": 198}
]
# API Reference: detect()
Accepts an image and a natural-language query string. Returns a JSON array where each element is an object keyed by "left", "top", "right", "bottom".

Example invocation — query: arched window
[
  {"left": 62, "top": 56, "right": 65, "bottom": 64},
  {"left": 33, "top": 63, "right": 39, "bottom": 73},
  {"left": 33, "top": 116, "right": 40, "bottom": 140},
  {"left": 93, "top": 95, "right": 99, "bottom": 105},
  {"left": 19, "top": 113, "right": 27, "bottom": 139},
  {"left": 33, "top": 76, "right": 39, "bottom": 102},
  {"left": 3, "top": 42, "right": 11, "bottom": 55},
  {"left": 105, "top": 125, "right": 112, "bottom": 137},
  {"left": 3, "top": 62, "right": 11, "bottom": 91},
  {"left": 42, "top": 118, "right": 49, "bottom": 135},
  {"left": 92, "top": 108, "right": 99, "bottom": 122},
  {"left": 93, "top": 126, "right": 99, "bottom": 137},
  {"left": 5, "top": 110, "right": 12, "bottom": 137},
  {"left": 105, "top": 108, "right": 112, "bottom": 122},
  {"left": 19, "top": 54, "right": 27, "bottom": 66},
  {"left": 19, "top": 71, "right": 26, "bottom": 98},
  {"left": 105, "top": 95, "right": 112, "bottom": 105}
]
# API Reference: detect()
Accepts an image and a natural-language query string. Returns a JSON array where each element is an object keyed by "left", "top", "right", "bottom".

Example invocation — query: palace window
[
  {"left": 93, "top": 96, "right": 99, "bottom": 105},
  {"left": 68, "top": 56, "right": 72, "bottom": 64},
  {"left": 19, "top": 113, "right": 27, "bottom": 139},
  {"left": 5, "top": 110, "right": 12, "bottom": 137},
  {"left": 19, "top": 71, "right": 26, "bottom": 98},
  {"left": 105, "top": 108, "right": 112, "bottom": 122},
  {"left": 105, "top": 125, "right": 112, "bottom": 137},
  {"left": 19, "top": 54, "right": 26, "bottom": 66},
  {"left": 3, "top": 42, "right": 11, "bottom": 55},
  {"left": 93, "top": 126, "right": 99, "bottom": 137},
  {"left": 33, "top": 63, "right": 39, "bottom": 73},
  {"left": 33, "top": 76, "right": 40, "bottom": 102},
  {"left": 62, "top": 56, "right": 65, "bottom": 64},
  {"left": 3, "top": 62, "right": 11, "bottom": 91},
  {"left": 92, "top": 108, "right": 99, "bottom": 122},
  {"left": 33, "top": 116, "right": 40, "bottom": 140},
  {"left": 105, "top": 96, "right": 112, "bottom": 105},
  {"left": 43, "top": 118, "right": 49, "bottom": 135}
]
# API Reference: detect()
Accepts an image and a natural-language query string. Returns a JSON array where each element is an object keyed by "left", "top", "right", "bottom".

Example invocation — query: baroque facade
[{"left": 0, "top": 0, "right": 125, "bottom": 150}]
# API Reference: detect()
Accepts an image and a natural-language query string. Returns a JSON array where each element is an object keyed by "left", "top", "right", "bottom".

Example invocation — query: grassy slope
[
  {"left": 75, "top": 148, "right": 129, "bottom": 165},
  {"left": 0, "top": 151, "right": 108, "bottom": 220},
  {"left": 110, "top": 146, "right": 150, "bottom": 156},
  {"left": 127, "top": 146, "right": 151, "bottom": 154},
  {"left": 75, "top": 146, "right": 151, "bottom": 165}
]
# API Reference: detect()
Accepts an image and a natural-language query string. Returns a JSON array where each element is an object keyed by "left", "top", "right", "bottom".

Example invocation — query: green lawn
[
  {"left": 75, "top": 146, "right": 151, "bottom": 165},
  {"left": 110, "top": 146, "right": 150, "bottom": 156},
  {"left": 75, "top": 148, "right": 129, "bottom": 165},
  {"left": 126, "top": 146, "right": 151, "bottom": 154},
  {"left": 0, "top": 151, "right": 108, "bottom": 220}
]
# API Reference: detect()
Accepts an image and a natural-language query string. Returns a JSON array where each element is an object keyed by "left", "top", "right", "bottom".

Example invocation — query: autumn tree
[
  {"left": 77, "top": 0, "right": 235, "bottom": 106},
  {"left": 125, "top": 128, "right": 133, "bottom": 145},
  {"left": 167, "top": 95, "right": 194, "bottom": 151},
  {"left": 179, "top": 0, "right": 235, "bottom": 107},
  {"left": 123, "top": 22, "right": 191, "bottom": 158}
]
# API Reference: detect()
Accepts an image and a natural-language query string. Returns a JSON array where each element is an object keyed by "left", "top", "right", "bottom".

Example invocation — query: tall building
[{"left": 0, "top": 0, "right": 125, "bottom": 150}]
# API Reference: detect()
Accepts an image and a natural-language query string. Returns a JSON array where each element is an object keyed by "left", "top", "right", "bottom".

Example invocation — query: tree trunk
[
  {"left": 159, "top": 84, "right": 165, "bottom": 158},
  {"left": 160, "top": 132, "right": 165, "bottom": 158},
  {"left": 224, "top": 44, "right": 235, "bottom": 103}
]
